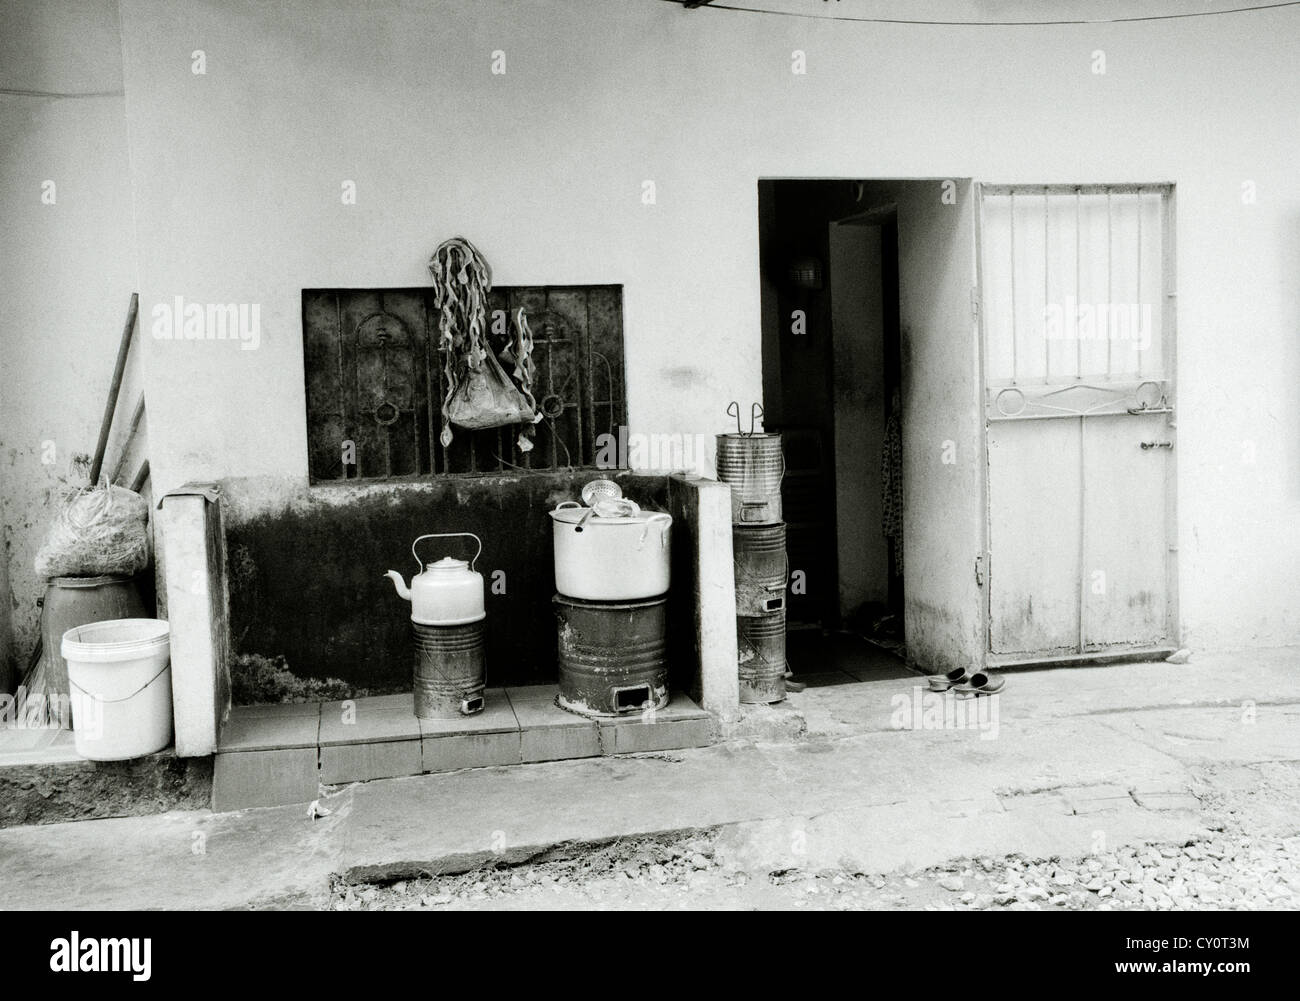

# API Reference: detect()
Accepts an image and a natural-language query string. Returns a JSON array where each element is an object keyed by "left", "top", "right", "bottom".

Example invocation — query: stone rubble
[{"left": 328, "top": 826, "right": 1300, "bottom": 911}]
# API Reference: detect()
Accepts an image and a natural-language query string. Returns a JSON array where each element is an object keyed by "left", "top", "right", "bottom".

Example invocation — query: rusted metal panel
[
  {"left": 554, "top": 594, "right": 669, "bottom": 717},
  {"left": 412, "top": 620, "right": 486, "bottom": 719}
]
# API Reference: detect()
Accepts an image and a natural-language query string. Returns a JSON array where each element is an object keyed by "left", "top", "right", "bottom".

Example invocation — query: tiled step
[{"left": 213, "top": 686, "right": 713, "bottom": 812}]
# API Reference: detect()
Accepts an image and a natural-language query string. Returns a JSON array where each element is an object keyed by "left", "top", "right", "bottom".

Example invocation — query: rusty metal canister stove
[{"left": 553, "top": 594, "right": 669, "bottom": 717}]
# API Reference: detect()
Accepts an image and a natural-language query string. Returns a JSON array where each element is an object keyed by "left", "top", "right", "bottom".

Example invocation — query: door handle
[{"left": 1140, "top": 440, "right": 1173, "bottom": 450}]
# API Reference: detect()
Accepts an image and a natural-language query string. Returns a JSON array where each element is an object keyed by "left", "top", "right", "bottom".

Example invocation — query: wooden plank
[
  {"left": 110, "top": 393, "right": 147, "bottom": 485},
  {"left": 129, "top": 459, "right": 150, "bottom": 493},
  {"left": 89, "top": 293, "right": 138, "bottom": 484}
]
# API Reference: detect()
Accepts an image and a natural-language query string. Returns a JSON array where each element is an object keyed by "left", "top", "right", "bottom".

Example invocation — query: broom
[{"left": 16, "top": 611, "right": 72, "bottom": 729}]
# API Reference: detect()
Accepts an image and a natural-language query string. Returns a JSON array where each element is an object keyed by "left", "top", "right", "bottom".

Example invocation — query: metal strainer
[{"left": 580, "top": 479, "right": 623, "bottom": 506}]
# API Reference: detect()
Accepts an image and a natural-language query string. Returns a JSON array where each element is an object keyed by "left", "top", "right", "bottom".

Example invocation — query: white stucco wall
[
  {"left": 0, "top": 0, "right": 143, "bottom": 673},
  {"left": 2, "top": 0, "right": 1292, "bottom": 660}
]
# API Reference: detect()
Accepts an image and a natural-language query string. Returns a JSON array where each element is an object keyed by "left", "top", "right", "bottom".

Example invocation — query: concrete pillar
[
  {"left": 158, "top": 485, "right": 230, "bottom": 756},
  {"left": 670, "top": 473, "right": 740, "bottom": 720}
]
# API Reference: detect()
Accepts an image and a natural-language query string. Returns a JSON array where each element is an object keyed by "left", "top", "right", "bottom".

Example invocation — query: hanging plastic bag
[
  {"left": 498, "top": 307, "right": 543, "bottom": 452},
  {"left": 445, "top": 347, "right": 537, "bottom": 431},
  {"left": 34, "top": 477, "right": 150, "bottom": 579}
]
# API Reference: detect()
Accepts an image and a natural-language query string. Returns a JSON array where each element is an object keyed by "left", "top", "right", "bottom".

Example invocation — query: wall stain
[{"left": 222, "top": 471, "right": 675, "bottom": 698}]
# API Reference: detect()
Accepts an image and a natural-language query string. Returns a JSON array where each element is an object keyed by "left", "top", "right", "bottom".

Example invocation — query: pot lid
[
  {"left": 549, "top": 506, "right": 672, "bottom": 527},
  {"left": 425, "top": 556, "right": 470, "bottom": 573}
]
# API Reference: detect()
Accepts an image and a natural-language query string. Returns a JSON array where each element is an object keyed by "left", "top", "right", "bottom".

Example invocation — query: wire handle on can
[{"left": 412, "top": 532, "right": 482, "bottom": 573}]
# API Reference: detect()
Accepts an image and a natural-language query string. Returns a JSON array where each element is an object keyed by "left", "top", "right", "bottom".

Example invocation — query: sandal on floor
[
  {"left": 953, "top": 671, "right": 1005, "bottom": 698},
  {"left": 925, "top": 667, "right": 971, "bottom": 692}
]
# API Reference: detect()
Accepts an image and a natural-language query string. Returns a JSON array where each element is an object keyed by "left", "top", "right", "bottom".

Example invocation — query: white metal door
[{"left": 979, "top": 185, "right": 1176, "bottom": 660}]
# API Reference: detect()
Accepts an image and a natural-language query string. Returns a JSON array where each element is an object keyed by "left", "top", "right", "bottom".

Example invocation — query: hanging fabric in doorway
[{"left": 881, "top": 389, "right": 903, "bottom": 573}]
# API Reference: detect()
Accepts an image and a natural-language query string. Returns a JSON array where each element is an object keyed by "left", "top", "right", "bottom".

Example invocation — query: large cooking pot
[{"left": 549, "top": 501, "right": 672, "bottom": 600}]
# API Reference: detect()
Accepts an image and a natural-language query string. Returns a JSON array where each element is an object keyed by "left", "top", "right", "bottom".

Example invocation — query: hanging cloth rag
[{"left": 881, "top": 389, "right": 903, "bottom": 574}]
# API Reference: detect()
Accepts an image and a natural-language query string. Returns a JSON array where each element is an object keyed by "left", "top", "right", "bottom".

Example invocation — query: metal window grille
[
  {"left": 980, "top": 185, "right": 1169, "bottom": 387},
  {"left": 303, "top": 285, "right": 626, "bottom": 481}
]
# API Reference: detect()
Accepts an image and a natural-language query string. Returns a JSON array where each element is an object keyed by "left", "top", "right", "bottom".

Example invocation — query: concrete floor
[
  {"left": 785, "top": 628, "right": 913, "bottom": 686},
  {"left": 1, "top": 646, "right": 1297, "bottom": 909}
]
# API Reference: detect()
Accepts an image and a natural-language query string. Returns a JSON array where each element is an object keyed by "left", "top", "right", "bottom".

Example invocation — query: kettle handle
[{"left": 412, "top": 532, "right": 482, "bottom": 573}]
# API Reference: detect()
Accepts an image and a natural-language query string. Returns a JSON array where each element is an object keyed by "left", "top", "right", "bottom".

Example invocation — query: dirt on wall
[{"left": 219, "top": 471, "right": 674, "bottom": 700}]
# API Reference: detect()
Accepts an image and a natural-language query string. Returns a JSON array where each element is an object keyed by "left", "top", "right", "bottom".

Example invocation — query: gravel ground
[
  {"left": 327, "top": 826, "right": 1300, "bottom": 911},
  {"left": 326, "top": 755, "right": 1300, "bottom": 912}
]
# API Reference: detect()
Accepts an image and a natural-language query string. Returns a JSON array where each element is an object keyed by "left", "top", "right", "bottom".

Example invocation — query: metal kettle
[{"left": 385, "top": 533, "right": 485, "bottom": 626}]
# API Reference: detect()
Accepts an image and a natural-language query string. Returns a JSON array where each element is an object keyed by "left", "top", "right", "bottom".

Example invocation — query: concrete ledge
[
  {"left": 158, "top": 485, "right": 232, "bottom": 757},
  {"left": 669, "top": 473, "right": 740, "bottom": 721}
]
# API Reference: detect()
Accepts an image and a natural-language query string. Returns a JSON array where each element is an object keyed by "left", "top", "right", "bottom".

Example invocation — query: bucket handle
[
  {"left": 412, "top": 532, "right": 482, "bottom": 573},
  {"left": 69, "top": 660, "right": 170, "bottom": 705}
]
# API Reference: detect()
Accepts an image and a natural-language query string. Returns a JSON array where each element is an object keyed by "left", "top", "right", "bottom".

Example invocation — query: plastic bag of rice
[{"left": 34, "top": 479, "right": 150, "bottom": 579}]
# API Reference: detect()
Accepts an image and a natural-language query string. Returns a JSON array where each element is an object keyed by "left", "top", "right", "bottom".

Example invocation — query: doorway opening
[
  {"left": 757, "top": 179, "right": 1176, "bottom": 684},
  {"left": 758, "top": 179, "right": 917, "bottom": 685}
]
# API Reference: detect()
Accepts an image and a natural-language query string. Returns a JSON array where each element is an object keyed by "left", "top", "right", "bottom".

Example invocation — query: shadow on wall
[{"left": 218, "top": 471, "right": 678, "bottom": 701}]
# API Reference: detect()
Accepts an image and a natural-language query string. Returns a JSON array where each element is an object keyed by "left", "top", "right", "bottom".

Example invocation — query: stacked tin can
[{"left": 717, "top": 405, "right": 788, "bottom": 704}]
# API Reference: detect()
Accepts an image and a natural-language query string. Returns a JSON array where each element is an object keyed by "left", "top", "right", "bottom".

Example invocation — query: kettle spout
[{"left": 384, "top": 570, "right": 411, "bottom": 601}]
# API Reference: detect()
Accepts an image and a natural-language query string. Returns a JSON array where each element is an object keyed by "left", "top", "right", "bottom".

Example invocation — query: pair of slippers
[{"left": 926, "top": 667, "right": 1005, "bottom": 698}]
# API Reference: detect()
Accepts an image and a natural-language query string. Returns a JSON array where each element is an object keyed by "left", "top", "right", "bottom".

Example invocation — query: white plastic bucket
[{"left": 61, "top": 618, "right": 173, "bottom": 761}]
